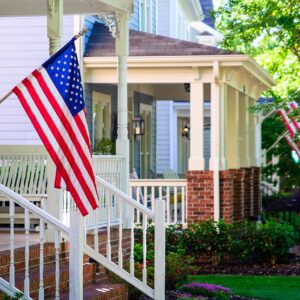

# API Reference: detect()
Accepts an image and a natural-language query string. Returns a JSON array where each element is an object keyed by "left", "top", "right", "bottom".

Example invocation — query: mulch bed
[{"left": 196, "top": 262, "right": 300, "bottom": 276}]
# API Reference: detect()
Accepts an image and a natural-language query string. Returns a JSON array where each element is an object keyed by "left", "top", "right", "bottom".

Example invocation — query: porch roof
[
  {"left": 85, "top": 22, "right": 237, "bottom": 57},
  {"left": 0, "top": 0, "right": 132, "bottom": 16}
]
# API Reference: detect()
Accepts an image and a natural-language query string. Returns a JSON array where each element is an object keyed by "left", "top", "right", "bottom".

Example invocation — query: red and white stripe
[
  {"left": 13, "top": 68, "right": 98, "bottom": 216},
  {"left": 278, "top": 101, "right": 300, "bottom": 158}
]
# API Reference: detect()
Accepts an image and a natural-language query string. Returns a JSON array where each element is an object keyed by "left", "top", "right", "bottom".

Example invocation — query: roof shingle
[{"left": 84, "top": 22, "right": 238, "bottom": 57}]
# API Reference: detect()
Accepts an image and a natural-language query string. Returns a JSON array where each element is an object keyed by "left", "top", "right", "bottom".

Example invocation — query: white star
[
  {"left": 60, "top": 81, "right": 63, "bottom": 85},
  {"left": 51, "top": 66, "right": 54, "bottom": 70},
  {"left": 74, "top": 106, "right": 77, "bottom": 109},
  {"left": 55, "top": 74, "right": 58, "bottom": 77},
  {"left": 56, "top": 67, "right": 60, "bottom": 70},
  {"left": 68, "top": 69, "right": 71, "bottom": 73},
  {"left": 64, "top": 61, "right": 67, "bottom": 65},
  {"left": 67, "top": 76, "right": 71, "bottom": 79},
  {"left": 75, "top": 93, "right": 78, "bottom": 96},
  {"left": 62, "top": 68, "right": 65, "bottom": 72},
  {"left": 61, "top": 75, "right": 65, "bottom": 78},
  {"left": 66, "top": 83, "right": 69, "bottom": 86},
  {"left": 64, "top": 54, "right": 68, "bottom": 58},
  {"left": 69, "top": 62, "right": 72, "bottom": 66},
  {"left": 70, "top": 91, "right": 74, "bottom": 95},
  {"left": 80, "top": 101, "right": 83, "bottom": 104},
  {"left": 58, "top": 60, "right": 61, "bottom": 64},
  {"left": 65, "top": 89, "right": 68, "bottom": 93}
]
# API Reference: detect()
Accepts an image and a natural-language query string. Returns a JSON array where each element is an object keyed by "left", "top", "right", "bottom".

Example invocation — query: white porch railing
[
  {"left": 0, "top": 175, "right": 165, "bottom": 299},
  {"left": 129, "top": 179, "right": 188, "bottom": 226},
  {"left": 62, "top": 155, "right": 125, "bottom": 229},
  {"left": 0, "top": 183, "right": 69, "bottom": 300},
  {"left": 84, "top": 175, "right": 165, "bottom": 299}
]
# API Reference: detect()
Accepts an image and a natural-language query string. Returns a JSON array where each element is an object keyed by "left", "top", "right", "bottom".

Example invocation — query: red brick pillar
[
  {"left": 220, "top": 171, "right": 234, "bottom": 223},
  {"left": 231, "top": 169, "right": 245, "bottom": 221},
  {"left": 186, "top": 171, "right": 214, "bottom": 222},
  {"left": 252, "top": 167, "right": 261, "bottom": 216},
  {"left": 243, "top": 168, "right": 253, "bottom": 219}
]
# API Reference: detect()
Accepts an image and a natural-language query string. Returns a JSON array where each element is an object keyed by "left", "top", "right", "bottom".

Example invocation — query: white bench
[{"left": 0, "top": 146, "right": 48, "bottom": 226}]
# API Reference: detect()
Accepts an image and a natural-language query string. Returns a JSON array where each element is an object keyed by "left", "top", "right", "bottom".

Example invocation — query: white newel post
[
  {"left": 154, "top": 199, "right": 165, "bottom": 300},
  {"left": 116, "top": 12, "right": 130, "bottom": 226},
  {"left": 69, "top": 210, "right": 84, "bottom": 300},
  {"left": 189, "top": 81, "right": 205, "bottom": 170},
  {"left": 45, "top": 0, "right": 63, "bottom": 242}
]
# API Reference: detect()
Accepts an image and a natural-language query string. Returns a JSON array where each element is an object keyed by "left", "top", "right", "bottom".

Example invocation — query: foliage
[
  {"left": 3, "top": 292, "right": 25, "bottom": 300},
  {"left": 256, "top": 220, "right": 298, "bottom": 265},
  {"left": 165, "top": 252, "right": 196, "bottom": 290},
  {"left": 182, "top": 220, "right": 231, "bottom": 265},
  {"left": 180, "top": 282, "right": 231, "bottom": 300},
  {"left": 93, "top": 138, "right": 115, "bottom": 155}
]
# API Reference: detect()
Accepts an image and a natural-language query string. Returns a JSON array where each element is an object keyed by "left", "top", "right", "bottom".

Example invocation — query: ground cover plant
[{"left": 185, "top": 275, "right": 300, "bottom": 300}]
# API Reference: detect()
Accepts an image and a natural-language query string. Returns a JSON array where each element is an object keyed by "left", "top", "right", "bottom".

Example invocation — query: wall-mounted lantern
[
  {"left": 132, "top": 116, "right": 145, "bottom": 137},
  {"left": 182, "top": 123, "right": 190, "bottom": 139}
]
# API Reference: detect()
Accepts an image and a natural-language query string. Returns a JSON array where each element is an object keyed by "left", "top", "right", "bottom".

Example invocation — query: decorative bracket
[
  {"left": 98, "top": 12, "right": 120, "bottom": 38},
  {"left": 48, "top": 0, "right": 56, "bottom": 17}
]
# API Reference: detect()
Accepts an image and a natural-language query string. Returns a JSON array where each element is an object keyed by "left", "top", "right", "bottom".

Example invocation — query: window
[{"left": 139, "top": 0, "right": 152, "bottom": 33}]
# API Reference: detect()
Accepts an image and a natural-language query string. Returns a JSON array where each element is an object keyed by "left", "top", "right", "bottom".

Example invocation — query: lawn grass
[{"left": 186, "top": 275, "right": 300, "bottom": 300}]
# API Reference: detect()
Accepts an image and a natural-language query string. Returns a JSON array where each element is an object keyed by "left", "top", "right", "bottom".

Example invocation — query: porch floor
[{"left": 0, "top": 230, "right": 39, "bottom": 251}]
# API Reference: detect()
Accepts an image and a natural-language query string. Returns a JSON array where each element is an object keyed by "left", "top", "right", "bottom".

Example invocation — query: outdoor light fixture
[
  {"left": 132, "top": 116, "right": 145, "bottom": 136},
  {"left": 184, "top": 83, "right": 190, "bottom": 93},
  {"left": 182, "top": 123, "right": 190, "bottom": 139}
]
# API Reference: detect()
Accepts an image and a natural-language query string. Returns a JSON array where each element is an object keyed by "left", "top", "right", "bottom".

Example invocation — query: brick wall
[
  {"left": 186, "top": 168, "right": 261, "bottom": 223},
  {"left": 186, "top": 171, "right": 214, "bottom": 222},
  {"left": 252, "top": 167, "right": 261, "bottom": 216},
  {"left": 220, "top": 171, "right": 234, "bottom": 223}
]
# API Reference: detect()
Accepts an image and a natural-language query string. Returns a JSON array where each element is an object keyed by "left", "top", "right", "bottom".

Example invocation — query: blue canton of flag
[{"left": 43, "top": 41, "right": 84, "bottom": 116}]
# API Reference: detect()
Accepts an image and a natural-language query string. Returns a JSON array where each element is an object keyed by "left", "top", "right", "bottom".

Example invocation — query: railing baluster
[
  {"left": 151, "top": 186, "right": 155, "bottom": 210},
  {"left": 174, "top": 186, "right": 178, "bottom": 223},
  {"left": 9, "top": 199, "right": 15, "bottom": 288},
  {"left": 142, "top": 192, "right": 147, "bottom": 284},
  {"left": 166, "top": 186, "right": 170, "bottom": 224},
  {"left": 24, "top": 208, "right": 30, "bottom": 298},
  {"left": 130, "top": 206, "right": 135, "bottom": 276},
  {"left": 181, "top": 186, "right": 185, "bottom": 225},
  {"left": 118, "top": 198, "right": 123, "bottom": 268},
  {"left": 39, "top": 200, "right": 45, "bottom": 300},
  {"left": 94, "top": 206, "right": 99, "bottom": 251},
  {"left": 55, "top": 230, "right": 60, "bottom": 300},
  {"left": 136, "top": 187, "right": 140, "bottom": 224},
  {"left": 106, "top": 190, "right": 111, "bottom": 261}
]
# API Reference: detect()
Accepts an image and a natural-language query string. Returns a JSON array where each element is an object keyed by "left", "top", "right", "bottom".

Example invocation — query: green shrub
[
  {"left": 182, "top": 220, "right": 231, "bottom": 265},
  {"left": 93, "top": 138, "right": 115, "bottom": 154},
  {"left": 254, "top": 219, "right": 298, "bottom": 265}
]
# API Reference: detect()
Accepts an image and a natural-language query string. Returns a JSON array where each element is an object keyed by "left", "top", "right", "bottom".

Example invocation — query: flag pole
[{"left": 0, "top": 27, "right": 88, "bottom": 105}]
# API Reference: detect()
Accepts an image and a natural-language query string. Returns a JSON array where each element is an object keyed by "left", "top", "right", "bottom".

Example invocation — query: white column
[
  {"left": 116, "top": 12, "right": 130, "bottom": 193},
  {"left": 47, "top": 0, "right": 63, "bottom": 55},
  {"left": 256, "top": 114, "right": 263, "bottom": 167},
  {"left": 220, "top": 83, "right": 228, "bottom": 170},
  {"left": 209, "top": 78, "right": 221, "bottom": 221},
  {"left": 248, "top": 97, "right": 257, "bottom": 166},
  {"left": 46, "top": 0, "right": 63, "bottom": 242},
  {"left": 227, "top": 87, "right": 240, "bottom": 169},
  {"left": 239, "top": 94, "right": 250, "bottom": 167},
  {"left": 188, "top": 81, "right": 205, "bottom": 170}
]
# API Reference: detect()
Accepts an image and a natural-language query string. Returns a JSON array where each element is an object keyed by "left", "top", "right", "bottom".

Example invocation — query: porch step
[
  {"left": 60, "top": 283, "right": 128, "bottom": 300},
  {"left": 0, "top": 261, "right": 99, "bottom": 299}
]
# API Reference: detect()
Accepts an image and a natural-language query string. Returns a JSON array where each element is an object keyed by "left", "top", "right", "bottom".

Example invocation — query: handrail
[
  {"left": 0, "top": 183, "right": 70, "bottom": 235},
  {"left": 95, "top": 176, "right": 155, "bottom": 219},
  {"left": 130, "top": 179, "right": 187, "bottom": 186}
]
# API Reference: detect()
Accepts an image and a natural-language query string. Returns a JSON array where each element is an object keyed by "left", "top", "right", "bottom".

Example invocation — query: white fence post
[
  {"left": 69, "top": 210, "right": 84, "bottom": 300},
  {"left": 154, "top": 199, "right": 165, "bottom": 300}
]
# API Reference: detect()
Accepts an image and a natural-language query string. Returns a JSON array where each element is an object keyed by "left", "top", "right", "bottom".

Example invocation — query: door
[{"left": 140, "top": 104, "right": 152, "bottom": 178}]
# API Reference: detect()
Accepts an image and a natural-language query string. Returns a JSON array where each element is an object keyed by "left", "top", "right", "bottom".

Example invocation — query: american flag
[
  {"left": 278, "top": 101, "right": 300, "bottom": 158},
  {"left": 12, "top": 38, "right": 98, "bottom": 216}
]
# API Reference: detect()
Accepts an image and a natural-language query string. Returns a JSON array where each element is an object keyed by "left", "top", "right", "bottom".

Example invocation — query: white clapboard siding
[
  {"left": 156, "top": 0, "right": 171, "bottom": 37},
  {"left": 0, "top": 16, "right": 74, "bottom": 145}
]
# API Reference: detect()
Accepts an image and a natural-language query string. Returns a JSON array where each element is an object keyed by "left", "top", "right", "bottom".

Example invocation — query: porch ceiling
[{"left": 0, "top": 0, "right": 132, "bottom": 16}]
